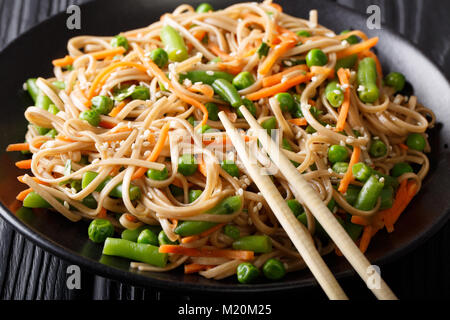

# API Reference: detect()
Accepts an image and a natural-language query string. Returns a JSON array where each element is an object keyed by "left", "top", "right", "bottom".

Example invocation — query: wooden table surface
[{"left": 0, "top": 0, "right": 449, "bottom": 300}]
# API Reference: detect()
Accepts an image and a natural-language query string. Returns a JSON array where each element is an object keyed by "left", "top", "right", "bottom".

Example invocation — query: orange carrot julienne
[
  {"left": 258, "top": 38, "right": 296, "bottom": 75},
  {"left": 217, "top": 61, "right": 243, "bottom": 75},
  {"left": 15, "top": 159, "right": 32, "bottom": 169},
  {"left": 399, "top": 143, "right": 409, "bottom": 150},
  {"left": 359, "top": 225, "right": 373, "bottom": 253},
  {"left": 99, "top": 120, "right": 117, "bottom": 129},
  {"left": 132, "top": 122, "right": 171, "bottom": 180},
  {"left": 6, "top": 143, "right": 30, "bottom": 152},
  {"left": 98, "top": 207, "right": 107, "bottom": 218},
  {"left": 184, "top": 263, "right": 214, "bottom": 274},
  {"left": 52, "top": 55, "right": 74, "bottom": 67},
  {"left": 196, "top": 155, "right": 208, "bottom": 177},
  {"left": 246, "top": 73, "right": 312, "bottom": 100},
  {"left": 159, "top": 245, "right": 254, "bottom": 260},
  {"left": 187, "top": 83, "right": 214, "bottom": 98},
  {"left": 383, "top": 180, "right": 418, "bottom": 233},
  {"left": 208, "top": 43, "right": 232, "bottom": 61},
  {"left": 16, "top": 188, "right": 33, "bottom": 201},
  {"left": 310, "top": 66, "right": 335, "bottom": 79},
  {"left": 338, "top": 146, "right": 361, "bottom": 194},
  {"left": 181, "top": 223, "right": 226, "bottom": 243},
  {"left": 56, "top": 135, "right": 76, "bottom": 143},
  {"left": 17, "top": 175, "right": 47, "bottom": 185},
  {"left": 336, "top": 37, "right": 379, "bottom": 59},
  {"left": 288, "top": 118, "right": 308, "bottom": 126},
  {"left": 108, "top": 100, "right": 128, "bottom": 117},
  {"left": 335, "top": 68, "right": 351, "bottom": 132},
  {"left": 262, "top": 64, "right": 308, "bottom": 87},
  {"left": 351, "top": 215, "right": 370, "bottom": 226},
  {"left": 269, "top": 2, "right": 283, "bottom": 12},
  {"left": 90, "top": 47, "right": 125, "bottom": 60}
]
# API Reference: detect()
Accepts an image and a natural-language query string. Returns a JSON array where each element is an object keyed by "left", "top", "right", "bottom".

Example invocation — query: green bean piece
[
  {"left": 212, "top": 78, "right": 242, "bottom": 108},
  {"left": 221, "top": 159, "right": 240, "bottom": 177},
  {"left": 357, "top": 57, "right": 379, "bottom": 103},
  {"left": 187, "top": 116, "right": 195, "bottom": 126},
  {"left": 274, "top": 92, "right": 295, "bottom": 112},
  {"left": 391, "top": 162, "right": 413, "bottom": 177},
  {"left": 131, "top": 86, "right": 150, "bottom": 100},
  {"left": 137, "top": 229, "right": 159, "bottom": 246},
  {"left": 325, "top": 81, "right": 344, "bottom": 107},
  {"left": 306, "top": 48, "right": 328, "bottom": 67},
  {"left": 261, "top": 117, "right": 277, "bottom": 134},
  {"left": 343, "top": 219, "right": 363, "bottom": 241},
  {"left": 102, "top": 238, "right": 167, "bottom": 267},
  {"left": 335, "top": 54, "right": 358, "bottom": 71},
  {"left": 262, "top": 258, "right": 286, "bottom": 280},
  {"left": 188, "top": 189, "right": 203, "bottom": 203},
  {"left": 36, "top": 92, "right": 52, "bottom": 110},
  {"left": 48, "top": 104, "right": 60, "bottom": 115},
  {"left": 146, "top": 167, "right": 169, "bottom": 181},
  {"left": 52, "top": 80, "right": 66, "bottom": 90},
  {"left": 232, "top": 71, "right": 255, "bottom": 90},
  {"left": 26, "top": 78, "right": 39, "bottom": 102},
  {"left": 174, "top": 196, "right": 242, "bottom": 236},
  {"left": 121, "top": 226, "right": 146, "bottom": 242},
  {"left": 70, "top": 180, "right": 82, "bottom": 192},
  {"left": 79, "top": 109, "right": 101, "bottom": 127},
  {"left": 296, "top": 30, "right": 311, "bottom": 37},
  {"left": 169, "top": 184, "right": 184, "bottom": 197},
  {"left": 328, "top": 145, "right": 349, "bottom": 163},
  {"left": 232, "top": 235, "right": 272, "bottom": 253},
  {"left": 236, "top": 98, "right": 256, "bottom": 118},
  {"left": 82, "top": 171, "right": 109, "bottom": 191},
  {"left": 369, "top": 139, "right": 387, "bottom": 157},
  {"left": 158, "top": 230, "right": 178, "bottom": 245},
  {"left": 179, "top": 70, "right": 234, "bottom": 85},
  {"left": 109, "top": 183, "right": 141, "bottom": 201},
  {"left": 23, "top": 191, "right": 51, "bottom": 208},
  {"left": 111, "top": 35, "right": 129, "bottom": 50},
  {"left": 178, "top": 153, "right": 198, "bottom": 176},
  {"left": 223, "top": 225, "right": 240, "bottom": 240},
  {"left": 345, "top": 185, "right": 361, "bottom": 206},
  {"left": 88, "top": 219, "right": 114, "bottom": 243},
  {"left": 35, "top": 126, "right": 50, "bottom": 135},
  {"left": 149, "top": 48, "right": 169, "bottom": 68},
  {"left": 196, "top": 124, "right": 211, "bottom": 134},
  {"left": 91, "top": 95, "right": 114, "bottom": 115},
  {"left": 380, "top": 186, "right": 394, "bottom": 210},
  {"left": 340, "top": 30, "right": 359, "bottom": 44},
  {"left": 406, "top": 133, "right": 426, "bottom": 151},
  {"left": 205, "top": 102, "right": 219, "bottom": 121},
  {"left": 196, "top": 3, "right": 213, "bottom": 13},
  {"left": 286, "top": 199, "right": 304, "bottom": 216},
  {"left": 384, "top": 72, "right": 406, "bottom": 92},
  {"left": 352, "top": 162, "right": 372, "bottom": 182},
  {"left": 82, "top": 194, "right": 97, "bottom": 209},
  {"left": 237, "top": 262, "right": 259, "bottom": 284},
  {"left": 332, "top": 162, "right": 349, "bottom": 174},
  {"left": 160, "top": 25, "right": 188, "bottom": 62},
  {"left": 45, "top": 128, "right": 57, "bottom": 138},
  {"left": 354, "top": 174, "right": 385, "bottom": 211},
  {"left": 257, "top": 42, "right": 270, "bottom": 58}
]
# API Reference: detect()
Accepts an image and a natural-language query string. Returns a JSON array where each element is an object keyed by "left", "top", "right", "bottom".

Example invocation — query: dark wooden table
[{"left": 0, "top": 0, "right": 449, "bottom": 300}]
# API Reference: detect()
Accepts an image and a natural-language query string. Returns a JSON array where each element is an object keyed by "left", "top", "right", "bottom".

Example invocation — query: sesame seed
[
  {"left": 237, "top": 188, "right": 244, "bottom": 196},
  {"left": 206, "top": 70, "right": 214, "bottom": 76}
]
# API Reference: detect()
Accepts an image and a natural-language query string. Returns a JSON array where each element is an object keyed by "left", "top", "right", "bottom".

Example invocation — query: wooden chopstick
[
  {"left": 218, "top": 111, "right": 348, "bottom": 300},
  {"left": 236, "top": 106, "right": 397, "bottom": 300}
]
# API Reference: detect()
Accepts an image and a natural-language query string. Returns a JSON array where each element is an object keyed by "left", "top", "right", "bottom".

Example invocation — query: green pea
[
  {"left": 137, "top": 229, "right": 159, "bottom": 246},
  {"left": 384, "top": 72, "right": 406, "bottom": 92},
  {"left": 328, "top": 145, "right": 349, "bottom": 163},
  {"left": 306, "top": 48, "right": 328, "bottom": 67},
  {"left": 70, "top": 180, "right": 82, "bottom": 192},
  {"left": 121, "top": 226, "right": 146, "bottom": 242},
  {"left": 223, "top": 224, "right": 240, "bottom": 240},
  {"left": 111, "top": 35, "right": 129, "bottom": 51},
  {"left": 23, "top": 191, "right": 51, "bottom": 208},
  {"left": 88, "top": 219, "right": 114, "bottom": 243},
  {"left": 178, "top": 154, "right": 198, "bottom": 176},
  {"left": 332, "top": 162, "right": 349, "bottom": 174},
  {"left": 261, "top": 117, "right": 277, "bottom": 134},
  {"left": 391, "top": 162, "right": 413, "bottom": 177},
  {"left": 352, "top": 162, "right": 372, "bottom": 182},
  {"left": 205, "top": 102, "right": 219, "bottom": 121},
  {"left": 91, "top": 95, "right": 114, "bottom": 115},
  {"left": 262, "top": 258, "right": 286, "bottom": 280},
  {"left": 79, "top": 109, "right": 100, "bottom": 127},
  {"left": 286, "top": 199, "right": 304, "bottom": 216},
  {"left": 325, "top": 81, "right": 344, "bottom": 107},
  {"left": 146, "top": 167, "right": 169, "bottom": 181},
  {"left": 196, "top": 3, "right": 213, "bottom": 13},
  {"left": 296, "top": 30, "right": 311, "bottom": 37},
  {"left": 236, "top": 98, "right": 256, "bottom": 118},
  {"left": 237, "top": 262, "right": 259, "bottom": 284},
  {"left": 369, "top": 139, "right": 387, "bottom": 157},
  {"left": 221, "top": 159, "right": 240, "bottom": 177},
  {"left": 406, "top": 133, "right": 426, "bottom": 151},
  {"left": 149, "top": 48, "right": 169, "bottom": 68},
  {"left": 274, "top": 92, "right": 295, "bottom": 112},
  {"left": 158, "top": 230, "right": 178, "bottom": 245},
  {"left": 188, "top": 189, "right": 203, "bottom": 203},
  {"left": 131, "top": 86, "right": 150, "bottom": 100},
  {"left": 340, "top": 30, "right": 359, "bottom": 44},
  {"left": 232, "top": 71, "right": 255, "bottom": 90},
  {"left": 109, "top": 184, "right": 141, "bottom": 201}
]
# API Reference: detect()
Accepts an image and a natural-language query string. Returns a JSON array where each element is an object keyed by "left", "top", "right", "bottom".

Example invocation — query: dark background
[{"left": 0, "top": 0, "right": 449, "bottom": 300}]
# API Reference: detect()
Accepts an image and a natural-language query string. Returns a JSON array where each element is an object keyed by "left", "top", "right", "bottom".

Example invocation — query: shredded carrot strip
[
  {"left": 351, "top": 215, "right": 370, "bottom": 226},
  {"left": 217, "top": 61, "right": 243, "bottom": 75},
  {"left": 399, "top": 143, "right": 409, "bottom": 150},
  {"left": 159, "top": 245, "right": 254, "bottom": 260},
  {"left": 108, "top": 100, "right": 128, "bottom": 117},
  {"left": 336, "top": 37, "right": 379, "bottom": 59},
  {"left": 16, "top": 188, "right": 33, "bottom": 201},
  {"left": 184, "top": 263, "right": 214, "bottom": 274},
  {"left": 258, "top": 38, "right": 296, "bottom": 75},
  {"left": 383, "top": 180, "right": 418, "bottom": 233},
  {"left": 90, "top": 47, "right": 125, "bottom": 60},
  {"left": 196, "top": 155, "right": 208, "bottom": 177},
  {"left": 359, "top": 225, "right": 373, "bottom": 253},
  {"left": 338, "top": 146, "right": 361, "bottom": 194},
  {"left": 17, "top": 175, "right": 47, "bottom": 186},
  {"left": 181, "top": 223, "right": 226, "bottom": 244},
  {"left": 52, "top": 55, "right": 74, "bottom": 67},
  {"left": 246, "top": 73, "right": 312, "bottom": 100},
  {"left": 6, "top": 143, "right": 30, "bottom": 152},
  {"left": 310, "top": 66, "right": 335, "bottom": 79},
  {"left": 262, "top": 64, "right": 308, "bottom": 87},
  {"left": 73, "top": 86, "right": 92, "bottom": 108},
  {"left": 132, "top": 122, "right": 171, "bottom": 180},
  {"left": 359, "top": 50, "right": 382, "bottom": 79},
  {"left": 208, "top": 43, "right": 232, "bottom": 61},
  {"left": 110, "top": 126, "right": 132, "bottom": 134},
  {"left": 98, "top": 207, "right": 107, "bottom": 218},
  {"left": 125, "top": 213, "right": 137, "bottom": 222},
  {"left": 269, "top": 2, "right": 283, "bottom": 12},
  {"left": 288, "top": 118, "right": 308, "bottom": 126},
  {"left": 15, "top": 159, "right": 32, "bottom": 169},
  {"left": 171, "top": 178, "right": 193, "bottom": 189},
  {"left": 99, "top": 120, "right": 117, "bottom": 129},
  {"left": 335, "top": 68, "right": 351, "bottom": 132},
  {"left": 56, "top": 135, "right": 75, "bottom": 143},
  {"left": 187, "top": 83, "right": 214, "bottom": 98}
]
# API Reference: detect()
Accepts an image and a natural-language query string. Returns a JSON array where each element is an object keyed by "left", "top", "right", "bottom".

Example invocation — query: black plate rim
[{"left": 0, "top": 0, "right": 449, "bottom": 294}]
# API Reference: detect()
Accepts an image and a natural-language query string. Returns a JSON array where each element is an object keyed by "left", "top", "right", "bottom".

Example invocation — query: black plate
[{"left": 0, "top": 0, "right": 449, "bottom": 294}]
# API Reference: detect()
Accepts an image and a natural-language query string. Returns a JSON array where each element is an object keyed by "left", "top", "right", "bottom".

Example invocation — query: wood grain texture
[{"left": 0, "top": 0, "right": 449, "bottom": 300}]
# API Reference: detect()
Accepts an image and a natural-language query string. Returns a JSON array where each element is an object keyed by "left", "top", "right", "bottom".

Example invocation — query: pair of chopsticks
[{"left": 218, "top": 107, "right": 397, "bottom": 300}]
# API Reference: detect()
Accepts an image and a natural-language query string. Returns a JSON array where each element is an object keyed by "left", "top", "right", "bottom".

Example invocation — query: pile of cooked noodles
[{"left": 9, "top": 1, "right": 434, "bottom": 280}]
